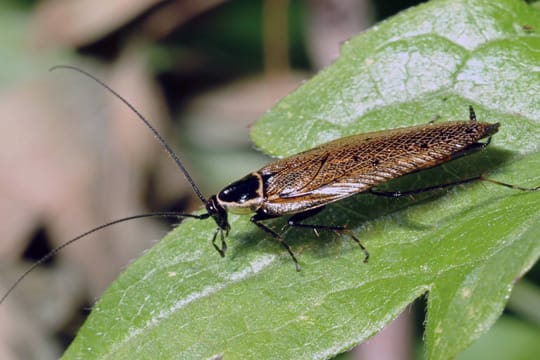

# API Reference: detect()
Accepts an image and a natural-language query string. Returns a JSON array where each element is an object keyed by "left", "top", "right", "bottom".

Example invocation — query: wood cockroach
[{"left": 1, "top": 66, "right": 538, "bottom": 304}]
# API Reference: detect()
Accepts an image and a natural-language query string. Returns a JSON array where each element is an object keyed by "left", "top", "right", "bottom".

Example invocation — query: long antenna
[
  {"left": 0, "top": 212, "right": 210, "bottom": 305},
  {"left": 50, "top": 65, "right": 208, "bottom": 204}
]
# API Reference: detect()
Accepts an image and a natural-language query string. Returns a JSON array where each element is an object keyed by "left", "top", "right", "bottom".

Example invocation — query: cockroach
[{"left": 1, "top": 66, "right": 538, "bottom": 304}]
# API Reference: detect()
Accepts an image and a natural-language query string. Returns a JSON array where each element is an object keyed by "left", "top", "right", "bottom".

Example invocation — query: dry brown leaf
[{"left": 32, "top": 0, "right": 163, "bottom": 47}]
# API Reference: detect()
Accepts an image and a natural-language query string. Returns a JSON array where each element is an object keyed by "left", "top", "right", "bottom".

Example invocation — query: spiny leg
[
  {"left": 481, "top": 177, "right": 539, "bottom": 192},
  {"left": 369, "top": 174, "right": 539, "bottom": 198},
  {"left": 369, "top": 176, "right": 483, "bottom": 198},
  {"left": 286, "top": 207, "right": 334, "bottom": 235},
  {"left": 287, "top": 208, "right": 369, "bottom": 263},
  {"left": 211, "top": 228, "right": 227, "bottom": 257},
  {"left": 251, "top": 212, "right": 300, "bottom": 271}
]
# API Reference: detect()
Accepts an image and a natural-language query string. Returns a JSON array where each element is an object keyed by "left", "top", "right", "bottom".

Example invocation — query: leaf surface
[{"left": 64, "top": 0, "right": 540, "bottom": 359}]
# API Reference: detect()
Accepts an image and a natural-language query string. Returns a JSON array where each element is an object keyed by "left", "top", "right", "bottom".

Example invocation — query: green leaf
[
  {"left": 64, "top": 0, "right": 540, "bottom": 359},
  {"left": 458, "top": 315, "right": 540, "bottom": 360}
]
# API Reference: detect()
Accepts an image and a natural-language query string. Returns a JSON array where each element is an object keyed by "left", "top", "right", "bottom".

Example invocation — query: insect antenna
[
  {"left": 49, "top": 65, "right": 207, "bottom": 204},
  {"left": 1, "top": 66, "right": 212, "bottom": 304},
  {"left": 0, "top": 212, "right": 210, "bottom": 305}
]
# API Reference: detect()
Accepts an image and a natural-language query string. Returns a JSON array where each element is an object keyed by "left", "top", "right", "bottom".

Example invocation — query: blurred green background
[{"left": 0, "top": 0, "right": 538, "bottom": 359}]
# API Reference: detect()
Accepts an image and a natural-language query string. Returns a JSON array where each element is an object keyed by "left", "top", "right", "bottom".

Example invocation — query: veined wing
[{"left": 259, "top": 120, "right": 498, "bottom": 215}]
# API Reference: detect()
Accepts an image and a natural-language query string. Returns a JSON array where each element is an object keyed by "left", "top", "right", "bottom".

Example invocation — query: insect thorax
[{"left": 216, "top": 172, "right": 265, "bottom": 214}]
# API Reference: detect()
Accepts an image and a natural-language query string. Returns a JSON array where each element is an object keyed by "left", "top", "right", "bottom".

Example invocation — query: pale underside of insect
[{"left": 1, "top": 67, "right": 538, "bottom": 305}]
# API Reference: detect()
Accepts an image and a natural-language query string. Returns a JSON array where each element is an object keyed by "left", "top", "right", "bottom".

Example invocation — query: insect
[{"left": 0, "top": 66, "right": 538, "bottom": 304}]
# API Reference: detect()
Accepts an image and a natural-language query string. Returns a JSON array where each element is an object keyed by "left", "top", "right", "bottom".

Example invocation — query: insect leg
[
  {"left": 287, "top": 208, "right": 369, "bottom": 263},
  {"left": 211, "top": 228, "right": 227, "bottom": 257},
  {"left": 287, "top": 207, "right": 331, "bottom": 234},
  {"left": 369, "top": 176, "right": 483, "bottom": 198},
  {"left": 250, "top": 212, "right": 301, "bottom": 271},
  {"left": 481, "top": 178, "right": 539, "bottom": 192},
  {"left": 369, "top": 175, "right": 539, "bottom": 198}
]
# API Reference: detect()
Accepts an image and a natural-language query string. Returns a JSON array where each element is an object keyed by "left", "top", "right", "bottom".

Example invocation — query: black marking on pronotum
[{"left": 1, "top": 66, "right": 539, "bottom": 305}]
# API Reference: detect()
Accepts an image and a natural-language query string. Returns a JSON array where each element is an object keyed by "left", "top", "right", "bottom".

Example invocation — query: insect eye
[
  {"left": 206, "top": 197, "right": 216, "bottom": 213},
  {"left": 218, "top": 174, "right": 261, "bottom": 204}
]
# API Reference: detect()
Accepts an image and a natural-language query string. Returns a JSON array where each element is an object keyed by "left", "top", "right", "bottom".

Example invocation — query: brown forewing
[{"left": 258, "top": 120, "right": 500, "bottom": 215}]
